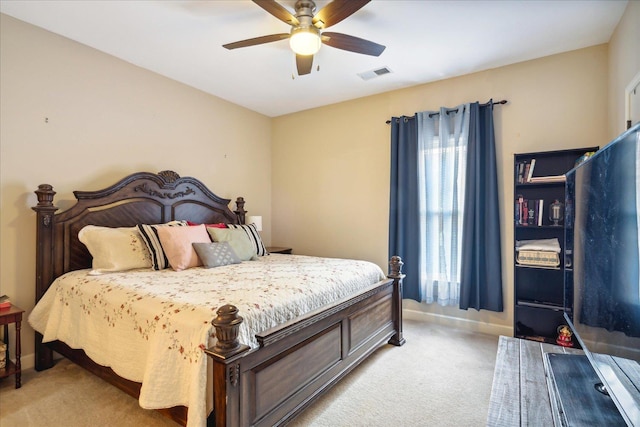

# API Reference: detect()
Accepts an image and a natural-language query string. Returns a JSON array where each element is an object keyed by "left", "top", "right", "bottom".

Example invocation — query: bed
[{"left": 31, "top": 170, "right": 405, "bottom": 427}]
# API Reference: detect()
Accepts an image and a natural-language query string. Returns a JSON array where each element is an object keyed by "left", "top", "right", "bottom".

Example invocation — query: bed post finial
[
  {"left": 389, "top": 255, "right": 404, "bottom": 278},
  {"left": 234, "top": 197, "right": 247, "bottom": 224},
  {"left": 34, "top": 184, "right": 56, "bottom": 208},
  {"left": 210, "top": 305, "right": 250, "bottom": 356}
]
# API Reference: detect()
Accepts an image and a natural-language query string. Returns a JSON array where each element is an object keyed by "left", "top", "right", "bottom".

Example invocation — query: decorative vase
[{"left": 549, "top": 199, "right": 564, "bottom": 226}]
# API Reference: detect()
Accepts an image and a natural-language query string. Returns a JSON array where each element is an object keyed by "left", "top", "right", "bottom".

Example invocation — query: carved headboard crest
[
  {"left": 134, "top": 182, "right": 196, "bottom": 200},
  {"left": 157, "top": 170, "right": 180, "bottom": 183}
]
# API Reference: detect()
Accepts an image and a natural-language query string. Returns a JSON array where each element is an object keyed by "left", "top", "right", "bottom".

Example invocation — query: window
[{"left": 417, "top": 113, "right": 469, "bottom": 305}]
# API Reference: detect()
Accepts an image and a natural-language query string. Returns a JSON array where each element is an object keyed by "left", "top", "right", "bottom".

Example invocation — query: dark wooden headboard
[{"left": 32, "top": 170, "right": 246, "bottom": 304}]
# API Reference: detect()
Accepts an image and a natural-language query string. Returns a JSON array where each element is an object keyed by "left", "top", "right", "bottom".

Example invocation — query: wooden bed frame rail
[{"left": 31, "top": 170, "right": 405, "bottom": 426}]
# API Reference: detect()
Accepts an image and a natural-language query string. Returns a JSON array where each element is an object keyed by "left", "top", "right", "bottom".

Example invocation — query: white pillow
[{"left": 78, "top": 225, "right": 151, "bottom": 275}]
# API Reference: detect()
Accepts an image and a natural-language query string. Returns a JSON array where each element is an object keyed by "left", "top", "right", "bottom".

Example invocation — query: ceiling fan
[{"left": 223, "top": 0, "right": 385, "bottom": 76}]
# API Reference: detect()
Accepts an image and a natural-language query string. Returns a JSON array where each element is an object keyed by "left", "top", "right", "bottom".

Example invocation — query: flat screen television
[{"left": 563, "top": 122, "right": 640, "bottom": 425}]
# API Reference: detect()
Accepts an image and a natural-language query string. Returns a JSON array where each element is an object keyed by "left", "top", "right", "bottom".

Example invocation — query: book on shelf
[
  {"left": 515, "top": 158, "right": 537, "bottom": 183},
  {"left": 526, "top": 159, "right": 536, "bottom": 182},
  {"left": 516, "top": 162, "right": 523, "bottom": 183},
  {"left": 515, "top": 196, "right": 544, "bottom": 226},
  {"left": 0, "top": 295, "right": 11, "bottom": 309}
]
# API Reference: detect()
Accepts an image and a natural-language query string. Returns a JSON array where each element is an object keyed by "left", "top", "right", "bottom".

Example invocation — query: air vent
[{"left": 358, "top": 67, "right": 393, "bottom": 81}]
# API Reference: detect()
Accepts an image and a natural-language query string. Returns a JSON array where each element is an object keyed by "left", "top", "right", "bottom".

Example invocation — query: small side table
[
  {"left": 0, "top": 305, "right": 25, "bottom": 388},
  {"left": 267, "top": 246, "right": 292, "bottom": 254}
]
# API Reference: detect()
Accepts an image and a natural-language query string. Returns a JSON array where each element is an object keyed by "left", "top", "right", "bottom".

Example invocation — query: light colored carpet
[
  {"left": 0, "top": 320, "right": 498, "bottom": 426},
  {"left": 289, "top": 319, "right": 498, "bottom": 427}
]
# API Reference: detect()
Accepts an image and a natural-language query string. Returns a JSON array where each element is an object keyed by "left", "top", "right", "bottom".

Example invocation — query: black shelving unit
[{"left": 513, "top": 147, "right": 598, "bottom": 345}]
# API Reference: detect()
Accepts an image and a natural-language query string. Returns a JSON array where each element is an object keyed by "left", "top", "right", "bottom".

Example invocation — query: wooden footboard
[{"left": 206, "top": 257, "right": 405, "bottom": 427}]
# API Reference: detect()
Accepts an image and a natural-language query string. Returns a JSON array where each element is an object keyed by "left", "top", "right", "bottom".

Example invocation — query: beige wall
[
  {"left": 608, "top": 0, "right": 640, "bottom": 137},
  {"left": 0, "top": 14, "right": 272, "bottom": 365},
  {"left": 272, "top": 45, "right": 611, "bottom": 335}
]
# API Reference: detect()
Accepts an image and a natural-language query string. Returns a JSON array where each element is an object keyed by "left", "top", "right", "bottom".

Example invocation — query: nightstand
[
  {"left": 267, "top": 246, "right": 292, "bottom": 254},
  {"left": 0, "top": 305, "right": 25, "bottom": 388}
]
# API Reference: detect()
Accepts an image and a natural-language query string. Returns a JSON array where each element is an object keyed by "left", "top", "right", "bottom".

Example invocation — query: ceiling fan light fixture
[{"left": 289, "top": 26, "right": 321, "bottom": 56}]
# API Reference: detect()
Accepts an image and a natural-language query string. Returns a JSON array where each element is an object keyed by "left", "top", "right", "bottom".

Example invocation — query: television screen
[{"left": 564, "top": 122, "right": 640, "bottom": 425}]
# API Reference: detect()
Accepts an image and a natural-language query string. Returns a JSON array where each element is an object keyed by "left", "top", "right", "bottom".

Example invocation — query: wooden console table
[
  {"left": 487, "top": 336, "right": 580, "bottom": 426},
  {"left": 487, "top": 336, "right": 640, "bottom": 426}
]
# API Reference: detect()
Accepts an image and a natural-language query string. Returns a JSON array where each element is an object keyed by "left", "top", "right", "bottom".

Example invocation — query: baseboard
[
  {"left": 18, "top": 352, "right": 64, "bottom": 371},
  {"left": 15, "top": 352, "right": 35, "bottom": 371},
  {"left": 403, "top": 308, "right": 511, "bottom": 337}
]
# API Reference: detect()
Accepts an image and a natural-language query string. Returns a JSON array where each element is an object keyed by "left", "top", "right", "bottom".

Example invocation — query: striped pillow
[
  {"left": 137, "top": 220, "right": 188, "bottom": 270},
  {"left": 226, "top": 223, "right": 268, "bottom": 256}
]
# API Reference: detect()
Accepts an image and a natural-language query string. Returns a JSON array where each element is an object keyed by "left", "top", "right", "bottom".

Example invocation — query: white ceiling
[{"left": 0, "top": 0, "right": 628, "bottom": 117}]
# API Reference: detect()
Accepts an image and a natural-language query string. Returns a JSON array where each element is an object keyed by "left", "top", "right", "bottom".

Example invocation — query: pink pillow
[{"left": 156, "top": 224, "right": 211, "bottom": 271}]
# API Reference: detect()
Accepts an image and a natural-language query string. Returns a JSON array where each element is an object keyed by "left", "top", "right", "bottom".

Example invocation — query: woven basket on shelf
[{"left": 516, "top": 250, "right": 560, "bottom": 267}]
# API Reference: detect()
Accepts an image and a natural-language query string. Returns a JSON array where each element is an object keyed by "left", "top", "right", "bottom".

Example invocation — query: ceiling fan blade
[
  {"left": 253, "top": 0, "right": 299, "bottom": 26},
  {"left": 223, "top": 33, "right": 290, "bottom": 50},
  {"left": 313, "top": 0, "right": 370, "bottom": 29},
  {"left": 296, "top": 54, "right": 313, "bottom": 75},
  {"left": 321, "top": 32, "right": 385, "bottom": 56}
]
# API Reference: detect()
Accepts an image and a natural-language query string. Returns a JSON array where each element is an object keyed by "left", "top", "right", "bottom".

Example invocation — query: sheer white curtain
[{"left": 416, "top": 105, "right": 471, "bottom": 306}]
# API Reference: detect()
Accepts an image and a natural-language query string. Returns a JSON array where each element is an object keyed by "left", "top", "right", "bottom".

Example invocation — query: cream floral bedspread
[{"left": 28, "top": 254, "right": 386, "bottom": 427}]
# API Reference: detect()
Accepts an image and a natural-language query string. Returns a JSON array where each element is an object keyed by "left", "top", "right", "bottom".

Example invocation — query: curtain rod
[{"left": 385, "top": 99, "right": 507, "bottom": 124}]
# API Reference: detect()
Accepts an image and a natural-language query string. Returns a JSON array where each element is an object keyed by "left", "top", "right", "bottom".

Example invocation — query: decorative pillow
[
  {"left": 226, "top": 223, "right": 268, "bottom": 256},
  {"left": 78, "top": 225, "right": 151, "bottom": 274},
  {"left": 193, "top": 242, "right": 241, "bottom": 268},
  {"left": 206, "top": 227, "right": 258, "bottom": 261},
  {"left": 156, "top": 224, "right": 211, "bottom": 271},
  {"left": 137, "top": 220, "right": 188, "bottom": 270},
  {"left": 186, "top": 221, "right": 227, "bottom": 228}
]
